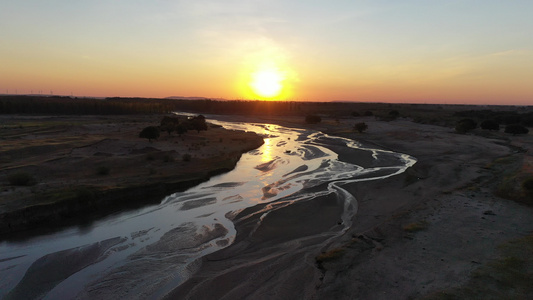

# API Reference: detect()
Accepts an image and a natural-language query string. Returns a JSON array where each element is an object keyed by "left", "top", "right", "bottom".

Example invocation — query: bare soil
[{"left": 0, "top": 114, "right": 264, "bottom": 237}]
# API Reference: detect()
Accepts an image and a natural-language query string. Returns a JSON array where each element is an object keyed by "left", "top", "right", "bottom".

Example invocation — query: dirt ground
[{"left": 0, "top": 114, "right": 264, "bottom": 236}]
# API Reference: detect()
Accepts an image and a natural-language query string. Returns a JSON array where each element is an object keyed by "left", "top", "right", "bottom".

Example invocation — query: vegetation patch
[
  {"left": 403, "top": 220, "right": 429, "bottom": 232},
  {"left": 316, "top": 248, "right": 345, "bottom": 264},
  {"left": 7, "top": 172, "right": 36, "bottom": 186},
  {"left": 423, "top": 234, "right": 533, "bottom": 299},
  {"left": 96, "top": 166, "right": 110, "bottom": 176}
]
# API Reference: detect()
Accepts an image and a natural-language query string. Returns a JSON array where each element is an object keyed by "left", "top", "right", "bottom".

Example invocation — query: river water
[{"left": 0, "top": 119, "right": 415, "bottom": 299}]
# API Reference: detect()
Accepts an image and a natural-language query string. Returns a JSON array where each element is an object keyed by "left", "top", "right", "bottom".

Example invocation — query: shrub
[
  {"left": 7, "top": 172, "right": 35, "bottom": 186},
  {"left": 389, "top": 110, "right": 400, "bottom": 118},
  {"left": 505, "top": 124, "right": 529, "bottom": 135},
  {"left": 139, "top": 126, "right": 160, "bottom": 142},
  {"left": 182, "top": 154, "right": 192, "bottom": 162},
  {"left": 523, "top": 178, "right": 533, "bottom": 194},
  {"left": 354, "top": 122, "right": 368, "bottom": 133},
  {"left": 163, "top": 154, "right": 174, "bottom": 162},
  {"left": 351, "top": 111, "right": 360, "bottom": 117},
  {"left": 480, "top": 119, "right": 500, "bottom": 131},
  {"left": 363, "top": 110, "right": 373, "bottom": 116},
  {"left": 305, "top": 115, "right": 322, "bottom": 124},
  {"left": 96, "top": 166, "right": 110, "bottom": 176},
  {"left": 455, "top": 118, "right": 477, "bottom": 134}
]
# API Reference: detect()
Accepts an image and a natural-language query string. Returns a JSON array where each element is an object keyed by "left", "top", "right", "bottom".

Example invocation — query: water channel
[{"left": 0, "top": 118, "right": 416, "bottom": 299}]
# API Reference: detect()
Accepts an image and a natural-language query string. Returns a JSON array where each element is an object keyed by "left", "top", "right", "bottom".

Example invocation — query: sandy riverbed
[{"left": 166, "top": 116, "right": 533, "bottom": 299}]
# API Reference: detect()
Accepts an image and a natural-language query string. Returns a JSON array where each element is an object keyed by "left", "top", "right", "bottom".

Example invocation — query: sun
[{"left": 250, "top": 69, "right": 283, "bottom": 98}]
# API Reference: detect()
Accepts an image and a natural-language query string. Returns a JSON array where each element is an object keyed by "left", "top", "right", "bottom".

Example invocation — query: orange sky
[{"left": 1, "top": 1, "right": 532, "bottom": 105}]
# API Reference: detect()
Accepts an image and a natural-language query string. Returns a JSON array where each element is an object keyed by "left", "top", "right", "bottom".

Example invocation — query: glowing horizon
[{"left": 1, "top": 1, "right": 533, "bottom": 105}]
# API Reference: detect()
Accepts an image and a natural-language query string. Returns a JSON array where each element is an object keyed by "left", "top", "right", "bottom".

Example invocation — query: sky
[{"left": 1, "top": 1, "right": 532, "bottom": 105}]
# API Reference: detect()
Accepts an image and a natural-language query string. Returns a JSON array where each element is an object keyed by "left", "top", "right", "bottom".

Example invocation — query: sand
[{"left": 165, "top": 116, "right": 533, "bottom": 299}]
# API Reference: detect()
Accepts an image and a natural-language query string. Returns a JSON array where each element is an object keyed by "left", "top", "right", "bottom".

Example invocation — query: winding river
[{"left": 0, "top": 119, "right": 415, "bottom": 299}]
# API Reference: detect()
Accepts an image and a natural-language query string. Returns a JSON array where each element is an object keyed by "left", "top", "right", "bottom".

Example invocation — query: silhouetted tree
[
  {"left": 480, "top": 120, "right": 500, "bottom": 131},
  {"left": 139, "top": 126, "right": 160, "bottom": 142},
  {"left": 354, "top": 122, "right": 368, "bottom": 133},
  {"left": 504, "top": 124, "right": 529, "bottom": 135},
  {"left": 186, "top": 115, "right": 208, "bottom": 133},
  {"left": 160, "top": 116, "right": 180, "bottom": 135}
]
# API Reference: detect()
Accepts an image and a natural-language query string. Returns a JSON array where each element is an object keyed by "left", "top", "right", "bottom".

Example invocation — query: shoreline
[{"left": 0, "top": 114, "right": 264, "bottom": 238}]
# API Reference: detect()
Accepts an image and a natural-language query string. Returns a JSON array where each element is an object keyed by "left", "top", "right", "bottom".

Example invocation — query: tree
[
  {"left": 354, "top": 122, "right": 368, "bottom": 133},
  {"left": 160, "top": 116, "right": 180, "bottom": 135},
  {"left": 364, "top": 110, "right": 373, "bottom": 116},
  {"left": 139, "top": 126, "right": 160, "bottom": 142},
  {"left": 175, "top": 124, "right": 188, "bottom": 136},
  {"left": 480, "top": 120, "right": 500, "bottom": 131},
  {"left": 389, "top": 110, "right": 400, "bottom": 119},
  {"left": 184, "top": 115, "right": 208, "bottom": 133},
  {"left": 504, "top": 124, "right": 529, "bottom": 135},
  {"left": 455, "top": 118, "right": 477, "bottom": 134},
  {"left": 305, "top": 115, "right": 321, "bottom": 124}
]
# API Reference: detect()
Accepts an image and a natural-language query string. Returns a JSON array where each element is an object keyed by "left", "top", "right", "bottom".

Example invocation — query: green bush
[{"left": 7, "top": 172, "right": 35, "bottom": 186}]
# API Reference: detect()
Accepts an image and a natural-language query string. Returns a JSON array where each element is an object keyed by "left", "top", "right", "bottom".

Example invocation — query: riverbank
[
  {"left": 168, "top": 115, "right": 533, "bottom": 299},
  {"left": 0, "top": 115, "right": 264, "bottom": 238}
]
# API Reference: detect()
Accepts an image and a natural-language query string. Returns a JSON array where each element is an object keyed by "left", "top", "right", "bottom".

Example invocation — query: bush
[
  {"left": 182, "top": 154, "right": 192, "bottom": 162},
  {"left": 480, "top": 119, "right": 500, "bottom": 131},
  {"left": 363, "top": 111, "right": 373, "bottom": 116},
  {"left": 354, "top": 122, "right": 368, "bottom": 133},
  {"left": 522, "top": 178, "right": 533, "bottom": 194},
  {"left": 455, "top": 118, "right": 477, "bottom": 134},
  {"left": 139, "top": 126, "right": 160, "bottom": 142},
  {"left": 163, "top": 154, "right": 174, "bottom": 162},
  {"left": 505, "top": 124, "right": 529, "bottom": 135},
  {"left": 96, "top": 166, "right": 110, "bottom": 176},
  {"left": 305, "top": 115, "right": 322, "bottom": 124},
  {"left": 389, "top": 110, "right": 400, "bottom": 118},
  {"left": 7, "top": 172, "right": 35, "bottom": 186}
]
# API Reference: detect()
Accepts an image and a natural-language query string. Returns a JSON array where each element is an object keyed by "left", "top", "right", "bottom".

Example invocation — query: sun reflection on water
[{"left": 261, "top": 138, "right": 273, "bottom": 162}]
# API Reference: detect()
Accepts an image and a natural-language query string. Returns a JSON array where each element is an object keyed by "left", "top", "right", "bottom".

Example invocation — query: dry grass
[
  {"left": 423, "top": 234, "right": 533, "bottom": 300},
  {"left": 403, "top": 220, "right": 429, "bottom": 232}
]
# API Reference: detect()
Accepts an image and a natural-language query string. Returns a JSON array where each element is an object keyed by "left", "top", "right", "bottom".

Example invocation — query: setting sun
[{"left": 249, "top": 68, "right": 284, "bottom": 99}]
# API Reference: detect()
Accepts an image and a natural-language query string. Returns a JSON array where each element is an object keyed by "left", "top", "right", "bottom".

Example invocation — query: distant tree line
[
  {"left": 0, "top": 96, "right": 175, "bottom": 115},
  {"left": 454, "top": 109, "right": 533, "bottom": 127}
]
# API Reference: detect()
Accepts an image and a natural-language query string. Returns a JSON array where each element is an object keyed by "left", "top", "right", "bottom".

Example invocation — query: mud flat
[
  {"left": 168, "top": 115, "right": 533, "bottom": 299},
  {"left": 0, "top": 114, "right": 264, "bottom": 237}
]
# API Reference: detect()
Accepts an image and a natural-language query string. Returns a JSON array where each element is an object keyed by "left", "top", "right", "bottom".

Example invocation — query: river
[{"left": 0, "top": 119, "right": 416, "bottom": 299}]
